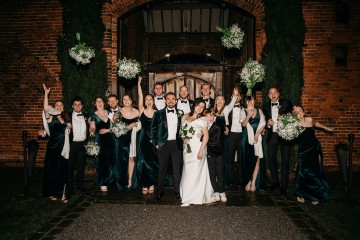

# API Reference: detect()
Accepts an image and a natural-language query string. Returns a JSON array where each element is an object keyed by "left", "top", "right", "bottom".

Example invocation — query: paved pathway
[{"left": 29, "top": 186, "right": 333, "bottom": 240}]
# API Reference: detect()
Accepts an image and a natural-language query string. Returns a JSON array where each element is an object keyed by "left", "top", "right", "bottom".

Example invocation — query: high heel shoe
[
  {"left": 142, "top": 188, "right": 149, "bottom": 194},
  {"left": 148, "top": 186, "right": 154, "bottom": 194},
  {"left": 297, "top": 197, "right": 305, "bottom": 203},
  {"left": 250, "top": 186, "right": 256, "bottom": 192},
  {"left": 311, "top": 201, "right": 319, "bottom": 205}
]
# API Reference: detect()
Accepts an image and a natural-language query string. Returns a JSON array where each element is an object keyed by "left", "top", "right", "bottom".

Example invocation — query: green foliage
[
  {"left": 57, "top": 0, "right": 108, "bottom": 112},
  {"left": 261, "top": 0, "right": 305, "bottom": 105}
]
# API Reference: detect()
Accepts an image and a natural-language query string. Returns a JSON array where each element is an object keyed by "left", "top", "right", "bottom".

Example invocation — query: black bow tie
[
  {"left": 271, "top": 102, "right": 279, "bottom": 107},
  {"left": 203, "top": 98, "right": 209, "bottom": 102},
  {"left": 157, "top": 97, "right": 164, "bottom": 100},
  {"left": 167, "top": 109, "right": 175, "bottom": 113},
  {"left": 234, "top": 104, "right": 240, "bottom": 108},
  {"left": 181, "top": 100, "right": 187, "bottom": 104},
  {"left": 111, "top": 110, "right": 118, "bottom": 113},
  {"left": 77, "top": 113, "right": 83, "bottom": 116}
]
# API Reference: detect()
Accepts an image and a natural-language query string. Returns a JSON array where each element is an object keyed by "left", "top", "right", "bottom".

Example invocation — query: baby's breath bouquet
[
  {"left": 116, "top": 57, "right": 141, "bottom": 79},
  {"left": 277, "top": 113, "right": 305, "bottom": 141},
  {"left": 84, "top": 136, "right": 100, "bottom": 156},
  {"left": 110, "top": 119, "right": 129, "bottom": 137},
  {"left": 69, "top": 33, "right": 95, "bottom": 65},
  {"left": 179, "top": 123, "right": 196, "bottom": 153},
  {"left": 216, "top": 24, "right": 245, "bottom": 49},
  {"left": 240, "top": 59, "right": 265, "bottom": 96}
]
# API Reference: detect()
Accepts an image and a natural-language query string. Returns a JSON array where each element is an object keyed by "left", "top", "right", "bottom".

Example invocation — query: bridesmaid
[
  {"left": 89, "top": 97, "right": 114, "bottom": 192},
  {"left": 213, "top": 91, "right": 237, "bottom": 188},
  {"left": 39, "top": 84, "right": 71, "bottom": 203},
  {"left": 293, "top": 106, "right": 333, "bottom": 205},
  {"left": 240, "top": 95, "right": 266, "bottom": 192},
  {"left": 137, "top": 76, "right": 158, "bottom": 194},
  {"left": 113, "top": 94, "right": 140, "bottom": 191}
]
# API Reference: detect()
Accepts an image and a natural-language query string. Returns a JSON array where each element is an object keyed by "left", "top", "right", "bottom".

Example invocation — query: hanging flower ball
[
  {"left": 216, "top": 23, "right": 245, "bottom": 49},
  {"left": 239, "top": 59, "right": 265, "bottom": 96},
  {"left": 116, "top": 57, "right": 141, "bottom": 80},
  {"left": 69, "top": 33, "right": 95, "bottom": 65}
]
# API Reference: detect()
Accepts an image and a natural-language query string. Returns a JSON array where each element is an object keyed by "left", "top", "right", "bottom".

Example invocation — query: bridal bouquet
[
  {"left": 216, "top": 24, "right": 245, "bottom": 49},
  {"left": 240, "top": 59, "right": 265, "bottom": 96},
  {"left": 110, "top": 119, "right": 129, "bottom": 137},
  {"left": 116, "top": 57, "right": 141, "bottom": 79},
  {"left": 69, "top": 33, "right": 95, "bottom": 65},
  {"left": 179, "top": 123, "right": 196, "bottom": 153},
  {"left": 84, "top": 136, "right": 100, "bottom": 156},
  {"left": 277, "top": 113, "right": 305, "bottom": 141}
]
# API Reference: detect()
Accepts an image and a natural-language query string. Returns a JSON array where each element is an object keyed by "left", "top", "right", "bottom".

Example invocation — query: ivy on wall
[
  {"left": 57, "top": 0, "right": 108, "bottom": 112},
  {"left": 261, "top": 0, "right": 306, "bottom": 105}
]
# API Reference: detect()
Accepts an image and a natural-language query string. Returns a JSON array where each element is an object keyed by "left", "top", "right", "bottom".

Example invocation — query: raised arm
[
  {"left": 137, "top": 76, "right": 144, "bottom": 114},
  {"left": 43, "top": 84, "right": 50, "bottom": 112}
]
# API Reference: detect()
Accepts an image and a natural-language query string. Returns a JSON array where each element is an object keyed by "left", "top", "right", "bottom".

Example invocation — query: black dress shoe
[
  {"left": 258, "top": 187, "right": 269, "bottom": 193},
  {"left": 268, "top": 183, "right": 280, "bottom": 190},
  {"left": 154, "top": 192, "right": 163, "bottom": 202},
  {"left": 175, "top": 192, "right": 181, "bottom": 200}
]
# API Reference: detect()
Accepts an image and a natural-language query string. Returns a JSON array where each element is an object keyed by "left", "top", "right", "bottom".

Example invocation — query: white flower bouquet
[
  {"left": 240, "top": 59, "right": 265, "bottom": 96},
  {"left": 69, "top": 33, "right": 95, "bottom": 65},
  {"left": 116, "top": 57, "right": 141, "bottom": 79},
  {"left": 84, "top": 136, "right": 100, "bottom": 156},
  {"left": 216, "top": 24, "right": 245, "bottom": 49},
  {"left": 277, "top": 113, "right": 305, "bottom": 141},
  {"left": 179, "top": 123, "right": 196, "bottom": 153},
  {"left": 110, "top": 119, "right": 129, "bottom": 137}
]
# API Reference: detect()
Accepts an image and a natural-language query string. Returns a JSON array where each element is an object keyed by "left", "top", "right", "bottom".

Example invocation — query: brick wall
[{"left": 0, "top": 0, "right": 359, "bottom": 170}]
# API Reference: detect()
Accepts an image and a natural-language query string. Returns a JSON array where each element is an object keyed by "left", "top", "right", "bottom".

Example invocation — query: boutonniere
[
  {"left": 177, "top": 110, "right": 184, "bottom": 118},
  {"left": 277, "top": 104, "right": 281, "bottom": 109}
]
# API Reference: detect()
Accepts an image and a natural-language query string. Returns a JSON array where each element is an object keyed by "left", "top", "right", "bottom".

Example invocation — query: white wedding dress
[{"left": 180, "top": 117, "right": 214, "bottom": 205}]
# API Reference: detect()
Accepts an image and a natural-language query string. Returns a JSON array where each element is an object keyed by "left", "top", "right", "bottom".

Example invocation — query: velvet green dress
[
  {"left": 42, "top": 117, "right": 69, "bottom": 198},
  {"left": 113, "top": 117, "right": 139, "bottom": 191},
  {"left": 295, "top": 127, "right": 330, "bottom": 202},
  {"left": 240, "top": 109, "right": 261, "bottom": 185},
  {"left": 90, "top": 114, "right": 114, "bottom": 187}
]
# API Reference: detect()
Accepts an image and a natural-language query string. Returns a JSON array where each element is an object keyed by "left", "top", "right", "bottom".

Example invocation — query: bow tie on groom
[{"left": 271, "top": 102, "right": 279, "bottom": 107}]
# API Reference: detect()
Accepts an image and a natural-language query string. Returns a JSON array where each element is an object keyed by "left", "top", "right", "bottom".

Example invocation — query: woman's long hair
[
  {"left": 188, "top": 99, "right": 206, "bottom": 118},
  {"left": 54, "top": 100, "right": 70, "bottom": 122},
  {"left": 93, "top": 96, "right": 107, "bottom": 111},
  {"left": 213, "top": 95, "right": 225, "bottom": 116},
  {"left": 144, "top": 94, "right": 157, "bottom": 110}
]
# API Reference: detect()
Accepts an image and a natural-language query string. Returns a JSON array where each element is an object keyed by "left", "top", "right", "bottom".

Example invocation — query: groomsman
[
  {"left": 263, "top": 87, "right": 293, "bottom": 197},
  {"left": 195, "top": 83, "right": 214, "bottom": 109},
  {"left": 176, "top": 85, "right": 193, "bottom": 114},
  {"left": 68, "top": 96, "right": 88, "bottom": 193},
  {"left": 153, "top": 83, "right": 166, "bottom": 110},
  {"left": 107, "top": 94, "right": 120, "bottom": 122},
  {"left": 225, "top": 89, "right": 245, "bottom": 187},
  {"left": 151, "top": 92, "right": 183, "bottom": 201}
]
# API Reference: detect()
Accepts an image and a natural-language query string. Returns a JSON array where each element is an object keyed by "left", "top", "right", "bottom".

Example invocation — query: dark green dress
[
  {"left": 295, "top": 127, "right": 330, "bottom": 202},
  {"left": 113, "top": 117, "right": 139, "bottom": 191},
  {"left": 240, "top": 109, "right": 261, "bottom": 185},
  {"left": 215, "top": 115, "right": 229, "bottom": 187},
  {"left": 90, "top": 114, "right": 114, "bottom": 187},
  {"left": 43, "top": 117, "right": 69, "bottom": 198}
]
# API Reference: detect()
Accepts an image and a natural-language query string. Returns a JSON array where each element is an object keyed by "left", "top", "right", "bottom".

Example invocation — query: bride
[{"left": 180, "top": 99, "right": 214, "bottom": 207}]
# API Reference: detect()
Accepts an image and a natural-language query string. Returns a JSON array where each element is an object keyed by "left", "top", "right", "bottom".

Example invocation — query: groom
[{"left": 151, "top": 92, "right": 183, "bottom": 201}]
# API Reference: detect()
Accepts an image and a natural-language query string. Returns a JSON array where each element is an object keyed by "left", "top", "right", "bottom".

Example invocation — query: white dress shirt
[
  {"left": 176, "top": 98, "right": 191, "bottom": 114},
  {"left": 108, "top": 107, "right": 120, "bottom": 122},
  {"left": 271, "top": 101, "right": 279, "bottom": 132},
  {"left": 154, "top": 95, "right": 166, "bottom": 110},
  {"left": 166, "top": 108, "right": 178, "bottom": 140},
  {"left": 230, "top": 105, "right": 246, "bottom": 133},
  {"left": 72, "top": 112, "right": 87, "bottom": 141}
]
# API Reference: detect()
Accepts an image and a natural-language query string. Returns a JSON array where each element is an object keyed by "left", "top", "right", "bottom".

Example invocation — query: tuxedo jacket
[
  {"left": 68, "top": 111, "right": 90, "bottom": 144},
  {"left": 151, "top": 108, "right": 183, "bottom": 150},
  {"left": 263, "top": 98, "right": 293, "bottom": 141},
  {"left": 195, "top": 97, "right": 215, "bottom": 109},
  {"left": 207, "top": 122, "right": 222, "bottom": 157}
]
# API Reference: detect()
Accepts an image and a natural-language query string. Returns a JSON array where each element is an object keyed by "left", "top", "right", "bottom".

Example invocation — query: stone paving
[{"left": 28, "top": 184, "right": 334, "bottom": 240}]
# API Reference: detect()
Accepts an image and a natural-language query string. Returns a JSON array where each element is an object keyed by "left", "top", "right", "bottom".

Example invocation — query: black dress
[
  {"left": 295, "top": 127, "right": 330, "bottom": 202},
  {"left": 90, "top": 114, "right": 114, "bottom": 187},
  {"left": 42, "top": 117, "right": 69, "bottom": 198}
]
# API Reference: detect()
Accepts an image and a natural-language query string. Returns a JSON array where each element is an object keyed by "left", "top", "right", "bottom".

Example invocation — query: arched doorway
[{"left": 117, "top": 0, "right": 256, "bottom": 100}]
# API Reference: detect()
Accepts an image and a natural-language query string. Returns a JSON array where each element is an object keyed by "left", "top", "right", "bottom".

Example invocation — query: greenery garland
[
  {"left": 57, "top": 0, "right": 108, "bottom": 112},
  {"left": 261, "top": 0, "right": 305, "bottom": 105}
]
